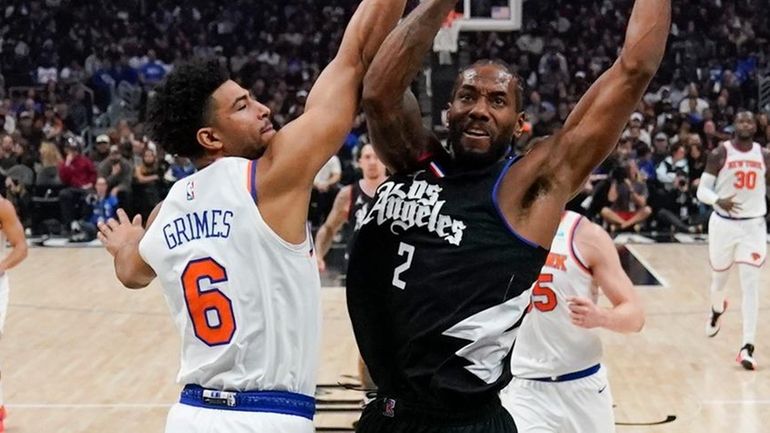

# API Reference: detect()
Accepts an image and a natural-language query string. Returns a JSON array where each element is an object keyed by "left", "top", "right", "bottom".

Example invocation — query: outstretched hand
[
  {"left": 97, "top": 209, "right": 145, "bottom": 257},
  {"left": 567, "top": 296, "right": 606, "bottom": 329}
]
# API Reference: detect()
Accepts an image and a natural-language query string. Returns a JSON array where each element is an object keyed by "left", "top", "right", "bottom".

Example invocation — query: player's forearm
[
  {"left": 339, "top": 0, "right": 408, "bottom": 70},
  {"left": 362, "top": 0, "right": 458, "bottom": 108},
  {"left": 601, "top": 301, "right": 645, "bottom": 333},
  {"left": 619, "top": 0, "right": 671, "bottom": 78},
  {"left": 114, "top": 244, "right": 155, "bottom": 289},
  {"left": 0, "top": 242, "right": 28, "bottom": 272},
  {"left": 314, "top": 225, "right": 336, "bottom": 262}
]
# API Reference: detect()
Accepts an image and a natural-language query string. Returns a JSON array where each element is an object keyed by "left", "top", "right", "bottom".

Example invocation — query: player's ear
[{"left": 197, "top": 127, "right": 223, "bottom": 152}]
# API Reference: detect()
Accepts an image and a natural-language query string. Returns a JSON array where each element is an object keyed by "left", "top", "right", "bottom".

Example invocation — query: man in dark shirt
[{"left": 348, "top": 0, "right": 671, "bottom": 431}]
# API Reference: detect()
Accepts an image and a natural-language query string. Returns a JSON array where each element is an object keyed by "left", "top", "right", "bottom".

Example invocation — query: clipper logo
[
  {"left": 186, "top": 180, "right": 195, "bottom": 201},
  {"left": 361, "top": 178, "right": 466, "bottom": 246},
  {"left": 352, "top": 196, "right": 370, "bottom": 232}
]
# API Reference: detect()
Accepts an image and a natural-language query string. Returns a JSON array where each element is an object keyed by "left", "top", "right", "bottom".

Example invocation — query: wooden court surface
[{"left": 1, "top": 244, "right": 768, "bottom": 432}]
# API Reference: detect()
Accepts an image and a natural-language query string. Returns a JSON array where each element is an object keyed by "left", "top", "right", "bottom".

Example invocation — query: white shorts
[
  {"left": 709, "top": 213, "right": 767, "bottom": 271},
  {"left": 500, "top": 366, "right": 615, "bottom": 433},
  {"left": 0, "top": 274, "right": 9, "bottom": 336},
  {"left": 165, "top": 403, "right": 315, "bottom": 433}
]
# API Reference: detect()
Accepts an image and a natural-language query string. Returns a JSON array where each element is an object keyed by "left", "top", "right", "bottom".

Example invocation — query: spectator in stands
[
  {"left": 139, "top": 50, "right": 167, "bottom": 87},
  {"left": 623, "top": 112, "right": 652, "bottom": 147},
  {"left": 164, "top": 156, "right": 196, "bottom": 184},
  {"left": 656, "top": 143, "right": 689, "bottom": 190},
  {"left": 35, "top": 141, "right": 62, "bottom": 187},
  {"left": 58, "top": 136, "right": 96, "bottom": 234},
  {"left": 0, "top": 104, "right": 15, "bottom": 135},
  {"left": 636, "top": 144, "right": 656, "bottom": 181},
  {"left": 654, "top": 164, "right": 701, "bottom": 234},
  {"left": 132, "top": 147, "right": 162, "bottom": 221},
  {"left": 0, "top": 135, "right": 19, "bottom": 174},
  {"left": 687, "top": 134, "right": 707, "bottom": 187},
  {"left": 679, "top": 84, "right": 710, "bottom": 117},
  {"left": 90, "top": 134, "right": 112, "bottom": 164},
  {"left": 70, "top": 177, "right": 118, "bottom": 243},
  {"left": 599, "top": 160, "right": 652, "bottom": 233},
  {"left": 98, "top": 145, "right": 133, "bottom": 204},
  {"left": 41, "top": 106, "right": 64, "bottom": 141}
]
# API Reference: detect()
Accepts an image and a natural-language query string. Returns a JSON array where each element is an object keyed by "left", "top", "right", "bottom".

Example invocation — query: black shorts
[{"left": 355, "top": 396, "right": 517, "bottom": 433}]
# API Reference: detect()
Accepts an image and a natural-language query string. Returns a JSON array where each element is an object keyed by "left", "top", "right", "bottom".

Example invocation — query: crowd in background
[{"left": 0, "top": 0, "right": 768, "bottom": 238}]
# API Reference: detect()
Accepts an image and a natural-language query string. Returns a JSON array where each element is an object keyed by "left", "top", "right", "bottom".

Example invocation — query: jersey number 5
[
  {"left": 531, "top": 273, "right": 557, "bottom": 312},
  {"left": 181, "top": 258, "right": 236, "bottom": 346}
]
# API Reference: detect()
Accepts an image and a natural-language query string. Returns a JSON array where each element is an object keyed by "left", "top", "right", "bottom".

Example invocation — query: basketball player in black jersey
[
  {"left": 315, "top": 143, "right": 387, "bottom": 392},
  {"left": 315, "top": 143, "right": 387, "bottom": 274},
  {"left": 347, "top": 0, "right": 671, "bottom": 432}
]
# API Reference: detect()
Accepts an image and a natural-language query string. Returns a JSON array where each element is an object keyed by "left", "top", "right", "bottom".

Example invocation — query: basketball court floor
[{"left": 1, "top": 243, "right": 768, "bottom": 432}]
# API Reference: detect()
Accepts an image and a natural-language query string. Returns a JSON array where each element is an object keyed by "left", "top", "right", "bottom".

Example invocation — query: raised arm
[
  {"left": 362, "top": 0, "right": 459, "bottom": 173},
  {"left": 263, "top": 0, "right": 407, "bottom": 190},
  {"left": 537, "top": 0, "right": 671, "bottom": 193}
]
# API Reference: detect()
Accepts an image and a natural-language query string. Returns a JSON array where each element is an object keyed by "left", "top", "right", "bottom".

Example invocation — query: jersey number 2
[
  {"left": 531, "top": 273, "right": 557, "bottom": 312},
  {"left": 181, "top": 258, "right": 236, "bottom": 346},
  {"left": 392, "top": 242, "right": 415, "bottom": 290}
]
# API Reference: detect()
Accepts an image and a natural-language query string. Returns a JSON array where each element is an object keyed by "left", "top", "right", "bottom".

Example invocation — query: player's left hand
[
  {"left": 97, "top": 208, "right": 145, "bottom": 257},
  {"left": 567, "top": 296, "right": 606, "bottom": 329}
]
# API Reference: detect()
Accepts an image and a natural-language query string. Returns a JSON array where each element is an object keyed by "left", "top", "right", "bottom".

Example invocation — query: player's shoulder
[{"left": 573, "top": 215, "right": 611, "bottom": 246}]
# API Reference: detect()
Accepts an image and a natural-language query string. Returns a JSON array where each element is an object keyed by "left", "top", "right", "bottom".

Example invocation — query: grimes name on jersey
[
  {"left": 362, "top": 179, "right": 466, "bottom": 245},
  {"left": 163, "top": 209, "right": 233, "bottom": 250}
]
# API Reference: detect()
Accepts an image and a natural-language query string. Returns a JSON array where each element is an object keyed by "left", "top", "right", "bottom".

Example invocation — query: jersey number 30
[
  {"left": 182, "top": 258, "right": 236, "bottom": 346},
  {"left": 734, "top": 170, "right": 757, "bottom": 190}
]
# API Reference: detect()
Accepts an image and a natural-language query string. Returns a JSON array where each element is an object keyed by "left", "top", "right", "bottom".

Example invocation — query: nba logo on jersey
[{"left": 186, "top": 181, "right": 195, "bottom": 201}]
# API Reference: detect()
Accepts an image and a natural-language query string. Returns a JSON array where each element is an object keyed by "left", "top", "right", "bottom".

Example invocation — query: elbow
[
  {"left": 362, "top": 85, "right": 388, "bottom": 116},
  {"left": 618, "top": 55, "right": 659, "bottom": 82},
  {"left": 631, "top": 305, "right": 646, "bottom": 333},
  {"left": 116, "top": 268, "right": 148, "bottom": 290}
]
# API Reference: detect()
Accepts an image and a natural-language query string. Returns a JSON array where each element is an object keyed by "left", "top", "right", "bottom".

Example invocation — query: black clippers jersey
[
  {"left": 347, "top": 157, "right": 549, "bottom": 409},
  {"left": 345, "top": 180, "right": 376, "bottom": 259}
]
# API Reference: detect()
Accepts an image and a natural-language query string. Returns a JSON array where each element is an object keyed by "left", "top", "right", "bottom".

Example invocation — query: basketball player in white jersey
[
  {"left": 314, "top": 142, "right": 386, "bottom": 393},
  {"left": 500, "top": 211, "right": 644, "bottom": 433},
  {"left": 96, "top": 1, "right": 407, "bottom": 432},
  {"left": 697, "top": 111, "right": 769, "bottom": 370},
  {"left": 0, "top": 195, "right": 28, "bottom": 433}
]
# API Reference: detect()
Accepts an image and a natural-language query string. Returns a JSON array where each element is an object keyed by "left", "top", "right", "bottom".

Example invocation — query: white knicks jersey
[
  {"left": 138, "top": 157, "right": 321, "bottom": 396},
  {"left": 511, "top": 211, "right": 602, "bottom": 378},
  {"left": 714, "top": 141, "right": 766, "bottom": 218}
]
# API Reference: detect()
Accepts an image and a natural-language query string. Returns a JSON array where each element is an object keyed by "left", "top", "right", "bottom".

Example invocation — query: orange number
[
  {"left": 531, "top": 273, "right": 558, "bottom": 312},
  {"left": 734, "top": 171, "right": 757, "bottom": 190},
  {"left": 182, "top": 258, "right": 236, "bottom": 346}
]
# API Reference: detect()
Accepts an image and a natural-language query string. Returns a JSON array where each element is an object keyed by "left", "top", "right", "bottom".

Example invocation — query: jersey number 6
[{"left": 182, "top": 258, "right": 236, "bottom": 346}]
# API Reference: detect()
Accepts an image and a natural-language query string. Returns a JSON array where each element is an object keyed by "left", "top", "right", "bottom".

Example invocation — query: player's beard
[{"left": 447, "top": 122, "right": 512, "bottom": 169}]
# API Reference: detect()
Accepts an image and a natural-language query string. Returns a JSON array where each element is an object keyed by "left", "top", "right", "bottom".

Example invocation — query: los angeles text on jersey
[
  {"left": 162, "top": 209, "right": 234, "bottom": 250},
  {"left": 361, "top": 178, "right": 467, "bottom": 245}
]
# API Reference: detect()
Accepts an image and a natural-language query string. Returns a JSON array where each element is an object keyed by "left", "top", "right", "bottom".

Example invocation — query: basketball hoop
[
  {"left": 433, "top": 11, "right": 462, "bottom": 65},
  {"left": 433, "top": 11, "right": 462, "bottom": 53}
]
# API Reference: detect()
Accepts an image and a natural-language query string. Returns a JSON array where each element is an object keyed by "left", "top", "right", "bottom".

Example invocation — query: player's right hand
[
  {"left": 716, "top": 194, "right": 742, "bottom": 213},
  {"left": 97, "top": 208, "right": 145, "bottom": 257}
]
